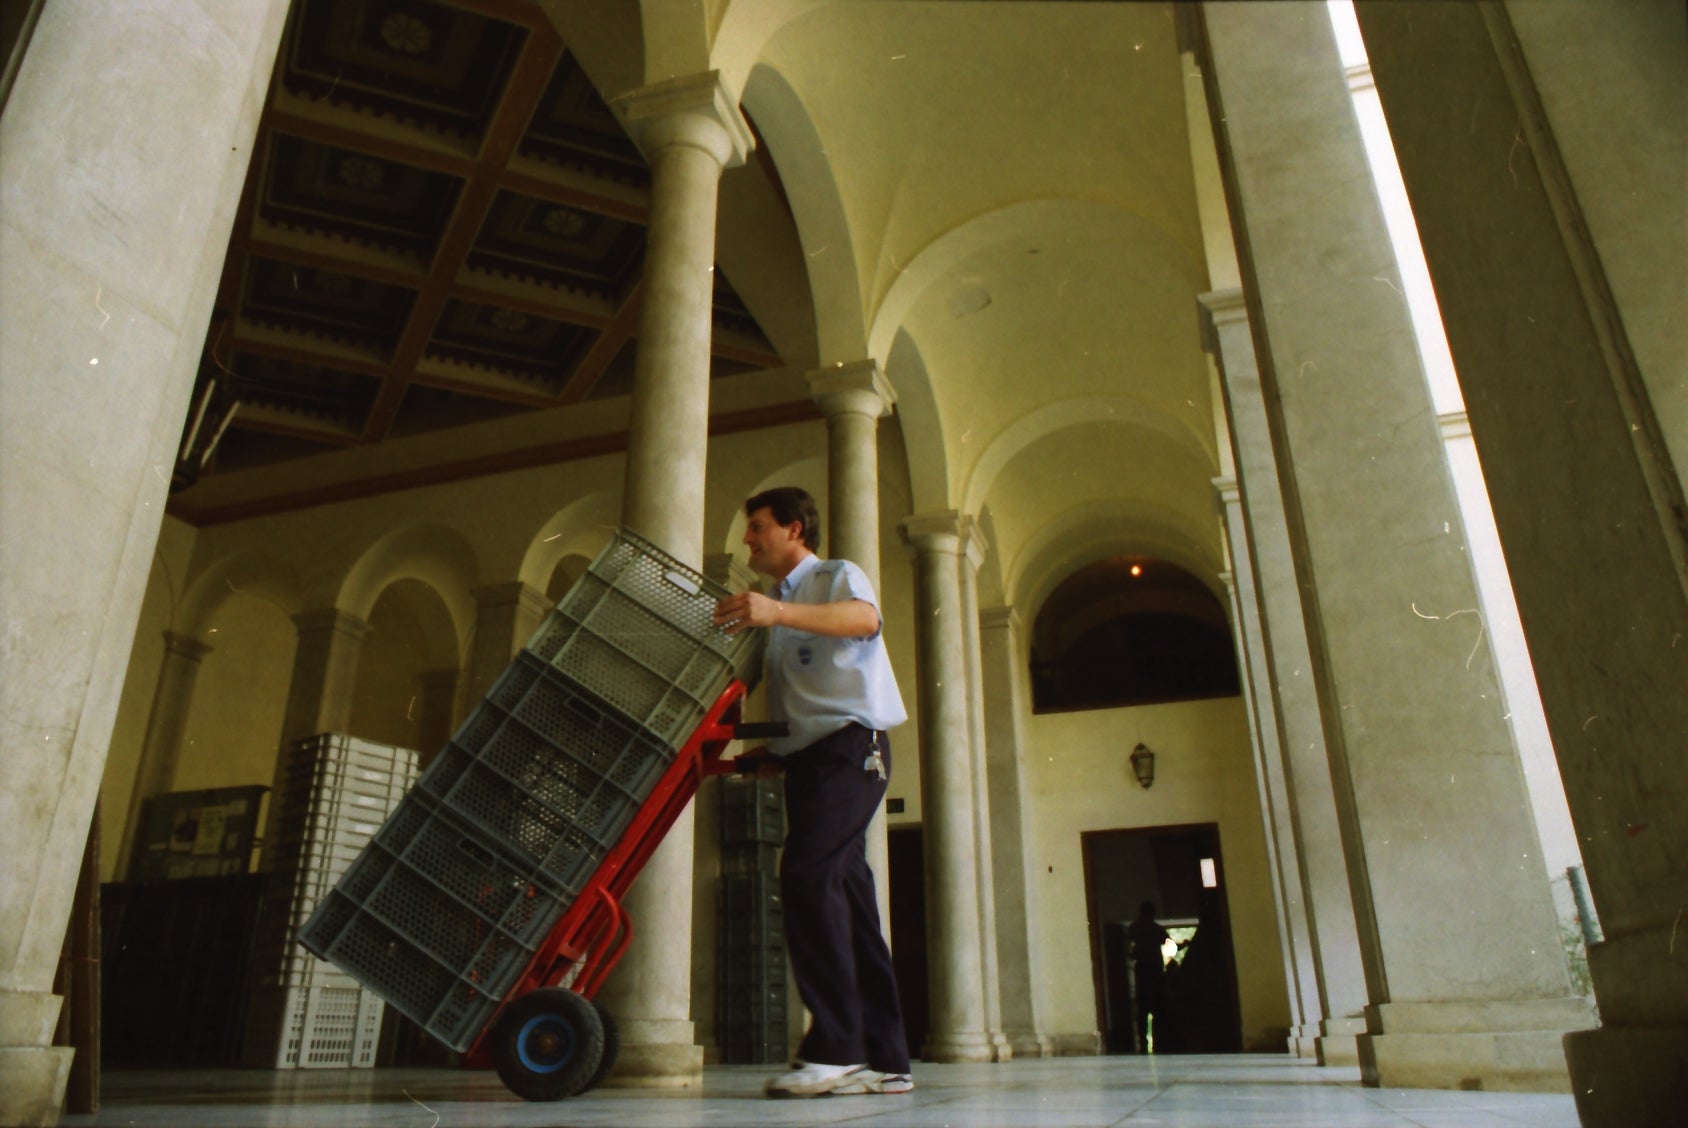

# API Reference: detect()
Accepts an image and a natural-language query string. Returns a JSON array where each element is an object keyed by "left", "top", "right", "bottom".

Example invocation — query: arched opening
[{"left": 1030, "top": 557, "right": 1239, "bottom": 713}]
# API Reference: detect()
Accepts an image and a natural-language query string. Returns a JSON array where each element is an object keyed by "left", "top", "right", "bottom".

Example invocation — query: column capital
[
  {"left": 611, "top": 70, "right": 752, "bottom": 170},
  {"left": 900, "top": 510, "right": 965, "bottom": 556},
  {"left": 805, "top": 360, "right": 896, "bottom": 419},
  {"left": 291, "top": 607, "right": 370, "bottom": 641},
  {"left": 162, "top": 630, "right": 212, "bottom": 662},
  {"left": 1197, "top": 287, "right": 1250, "bottom": 356},
  {"left": 1212, "top": 474, "right": 1242, "bottom": 507},
  {"left": 473, "top": 580, "right": 551, "bottom": 618},
  {"left": 979, "top": 605, "right": 1021, "bottom": 634}
]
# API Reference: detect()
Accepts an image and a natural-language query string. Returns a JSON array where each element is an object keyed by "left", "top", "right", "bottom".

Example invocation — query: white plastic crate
[
  {"left": 256, "top": 734, "right": 419, "bottom": 991},
  {"left": 242, "top": 982, "right": 383, "bottom": 1069}
]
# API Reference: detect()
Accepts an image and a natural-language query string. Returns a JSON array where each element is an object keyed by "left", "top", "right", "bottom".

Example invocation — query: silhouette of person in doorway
[{"left": 1127, "top": 901, "right": 1171, "bottom": 1053}]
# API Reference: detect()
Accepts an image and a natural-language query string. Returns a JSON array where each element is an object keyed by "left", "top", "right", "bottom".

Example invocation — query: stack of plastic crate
[
  {"left": 242, "top": 734, "right": 417, "bottom": 1069},
  {"left": 299, "top": 529, "right": 765, "bottom": 1054},
  {"left": 717, "top": 775, "right": 787, "bottom": 1063}
]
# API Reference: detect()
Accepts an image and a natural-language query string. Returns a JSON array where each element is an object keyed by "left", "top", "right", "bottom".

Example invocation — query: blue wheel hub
[{"left": 516, "top": 1013, "right": 576, "bottom": 1075}]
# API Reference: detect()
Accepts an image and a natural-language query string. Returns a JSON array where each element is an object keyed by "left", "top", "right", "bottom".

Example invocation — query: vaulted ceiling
[{"left": 175, "top": 0, "right": 783, "bottom": 492}]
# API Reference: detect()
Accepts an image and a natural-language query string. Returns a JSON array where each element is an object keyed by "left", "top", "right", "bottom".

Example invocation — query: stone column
[
  {"left": 466, "top": 581, "right": 551, "bottom": 707},
  {"left": 805, "top": 359, "right": 898, "bottom": 931},
  {"left": 1214, "top": 546, "right": 1321, "bottom": 1061},
  {"left": 899, "top": 512, "right": 993, "bottom": 1062},
  {"left": 1201, "top": 3, "right": 1593, "bottom": 1091},
  {"left": 412, "top": 669, "right": 460, "bottom": 770},
  {"left": 263, "top": 609, "right": 368, "bottom": 870},
  {"left": 693, "top": 553, "right": 760, "bottom": 1056},
  {"left": 0, "top": 5, "right": 288, "bottom": 1122},
  {"left": 1347, "top": 4, "right": 1688, "bottom": 1119},
  {"left": 1203, "top": 289, "right": 1371, "bottom": 1066},
  {"left": 602, "top": 70, "right": 751, "bottom": 1087},
  {"left": 979, "top": 606, "right": 1052, "bottom": 1058},
  {"left": 957, "top": 519, "right": 1011, "bottom": 1061},
  {"left": 114, "top": 632, "right": 214, "bottom": 879}
]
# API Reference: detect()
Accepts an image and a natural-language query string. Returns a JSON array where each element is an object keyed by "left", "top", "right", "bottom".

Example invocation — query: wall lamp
[{"left": 1130, "top": 742, "right": 1155, "bottom": 789}]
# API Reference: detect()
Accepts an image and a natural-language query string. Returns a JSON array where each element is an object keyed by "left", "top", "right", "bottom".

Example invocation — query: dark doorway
[
  {"left": 887, "top": 826, "right": 930, "bottom": 1058},
  {"left": 1081, "top": 824, "right": 1242, "bottom": 1054}
]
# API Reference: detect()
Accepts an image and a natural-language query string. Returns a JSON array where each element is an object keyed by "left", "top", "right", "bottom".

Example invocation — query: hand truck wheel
[
  {"left": 490, "top": 987, "right": 605, "bottom": 1101},
  {"left": 577, "top": 999, "right": 620, "bottom": 1094}
]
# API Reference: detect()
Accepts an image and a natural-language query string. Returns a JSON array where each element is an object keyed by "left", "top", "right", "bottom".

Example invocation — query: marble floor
[{"left": 60, "top": 1055, "right": 1583, "bottom": 1128}]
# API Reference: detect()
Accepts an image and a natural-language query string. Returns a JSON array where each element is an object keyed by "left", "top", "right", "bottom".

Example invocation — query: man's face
[{"left": 742, "top": 506, "right": 807, "bottom": 577}]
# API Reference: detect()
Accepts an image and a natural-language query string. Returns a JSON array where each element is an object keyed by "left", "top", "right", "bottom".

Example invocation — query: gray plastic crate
[
  {"left": 418, "top": 651, "right": 673, "bottom": 896},
  {"left": 299, "top": 794, "right": 571, "bottom": 1052},
  {"left": 300, "top": 660, "right": 688, "bottom": 1051},
  {"left": 720, "top": 776, "right": 784, "bottom": 846},
  {"left": 526, "top": 528, "right": 765, "bottom": 747}
]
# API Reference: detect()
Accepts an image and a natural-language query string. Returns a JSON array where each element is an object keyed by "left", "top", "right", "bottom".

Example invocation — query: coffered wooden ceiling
[{"left": 176, "top": 0, "right": 782, "bottom": 491}]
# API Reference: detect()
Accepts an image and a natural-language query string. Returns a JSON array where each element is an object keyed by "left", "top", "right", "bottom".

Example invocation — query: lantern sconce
[{"left": 1130, "top": 742, "right": 1155, "bottom": 789}]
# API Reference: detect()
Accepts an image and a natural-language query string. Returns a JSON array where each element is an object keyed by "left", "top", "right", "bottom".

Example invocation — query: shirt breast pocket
[{"left": 783, "top": 630, "right": 820, "bottom": 671}]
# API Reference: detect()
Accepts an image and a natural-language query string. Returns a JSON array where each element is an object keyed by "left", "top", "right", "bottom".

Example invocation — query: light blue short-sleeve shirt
[{"left": 765, "top": 553, "right": 908, "bottom": 756}]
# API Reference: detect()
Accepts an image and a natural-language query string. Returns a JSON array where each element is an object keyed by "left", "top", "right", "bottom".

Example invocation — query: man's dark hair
[{"left": 745, "top": 486, "right": 821, "bottom": 551}]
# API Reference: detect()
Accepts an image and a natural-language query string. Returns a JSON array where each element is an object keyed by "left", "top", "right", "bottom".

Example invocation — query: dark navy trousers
[{"left": 779, "top": 724, "right": 910, "bottom": 1072}]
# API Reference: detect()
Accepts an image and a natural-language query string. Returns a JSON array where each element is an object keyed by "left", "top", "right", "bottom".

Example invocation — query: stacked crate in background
[
  {"left": 243, "top": 734, "right": 418, "bottom": 1069},
  {"left": 717, "top": 775, "right": 787, "bottom": 1063},
  {"left": 299, "top": 530, "right": 766, "bottom": 1054}
]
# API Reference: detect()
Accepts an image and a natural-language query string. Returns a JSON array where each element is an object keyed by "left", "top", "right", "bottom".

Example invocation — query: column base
[
  {"left": 1564, "top": 1024, "right": 1688, "bottom": 1128},
  {"left": 1007, "top": 1029, "right": 1053, "bottom": 1058},
  {"left": 922, "top": 1031, "right": 997, "bottom": 1063},
  {"left": 1358, "top": 999, "right": 1595, "bottom": 1092},
  {"left": 0, "top": 1046, "right": 73, "bottom": 1128},
  {"left": 1046, "top": 1032, "right": 1102, "bottom": 1056},
  {"left": 1287, "top": 1022, "right": 1323, "bottom": 1060},
  {"left": 1316, "top": 1016, "right": 1366, "bottom": 1066},
  {"left": 989, "top": 1030, "right": 1013, "bottom": 1062},
  {"left": 601, "top": 1019, "right": 703, "bottom": 1088}
]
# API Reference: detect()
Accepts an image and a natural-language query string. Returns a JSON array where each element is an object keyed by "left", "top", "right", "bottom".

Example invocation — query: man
[
  {"left": 713, "top": 486, "right": 912, "bottom": 1098},
  {"left": 1127, "top": 900, "right": 1171, "bottom": 1054}
]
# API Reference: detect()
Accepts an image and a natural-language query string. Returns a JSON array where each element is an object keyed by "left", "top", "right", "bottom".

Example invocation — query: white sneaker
[
  {"left": 765, "top": 1061, "right": 868, "bottom": 1097},
  {"left": 832, "top": 1069, "right": 914, "bottom": 1094}
]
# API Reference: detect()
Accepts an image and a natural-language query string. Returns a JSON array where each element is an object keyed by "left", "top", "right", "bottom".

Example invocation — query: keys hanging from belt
[{"left": 863, "top": 730, "right": 887, "bottom": 780}]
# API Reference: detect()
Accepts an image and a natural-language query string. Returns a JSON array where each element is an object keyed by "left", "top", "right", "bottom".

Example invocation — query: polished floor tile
[{"left": 59, "top": 1055, "right": 1582, "bottom": 1128}]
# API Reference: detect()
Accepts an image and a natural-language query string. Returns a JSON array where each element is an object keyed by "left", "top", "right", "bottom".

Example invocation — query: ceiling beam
[{"left": 359, "top": 23, "right": 565, "bottom": 442}]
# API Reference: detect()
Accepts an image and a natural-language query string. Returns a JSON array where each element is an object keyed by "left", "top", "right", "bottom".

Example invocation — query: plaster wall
[{"left": 1025, "top": 696, "right": 1290, "bottom": 1054}]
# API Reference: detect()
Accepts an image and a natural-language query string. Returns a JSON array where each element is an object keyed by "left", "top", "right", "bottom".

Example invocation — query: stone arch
[
  {"left": 884, "top": 326, "right": 951, "bottom": 512},
  {"left": 1008, "top": 499, "right": 1226, "bottom": 631},
  {"left": 741, "top": 60, "right": 869, "bottom": 363},
  {"left": 962, "top": 395, "right": 1214, "bottom": 519},
  {"left": 177, "top": 550, "right": 304, "bottom": 641},
  {"left": 865, "top": 197, "right": 1203, "bottom": 366},
  {"left": 336, "top": 524, "right": 479, "bottom": 652},
  {"left": 519, "top": 490, "right": 621, "bottom": 592}
]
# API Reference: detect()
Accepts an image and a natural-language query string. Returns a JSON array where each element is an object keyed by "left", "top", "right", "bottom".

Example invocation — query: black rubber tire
[
  {"left": 577, "top": 1000, "right": 620, "bottom": 1094},
  {"left": 490, "top": 987, "right": 605, "bottom": 1101}
]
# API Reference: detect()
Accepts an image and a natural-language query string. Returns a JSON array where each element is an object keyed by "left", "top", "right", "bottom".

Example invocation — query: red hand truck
[{"left": 462, "top": 679, "right": 782, "bottom": 1100}]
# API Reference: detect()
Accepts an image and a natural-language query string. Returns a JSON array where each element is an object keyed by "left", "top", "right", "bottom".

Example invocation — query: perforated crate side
[
  {"left": 526, "top": 612, "right": 730, "bottom": 748},
  {"left": 419, "top": 658, "right": 672, "bottom": 894},
  {"left": 298, "top": 795, "right": 571, "bottom": 1052},
  {"left": 526, "top": 527, "right": 766, "bottom": 711}
]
